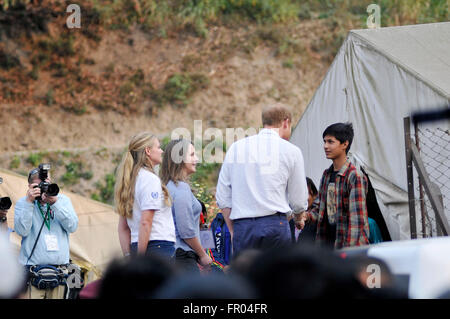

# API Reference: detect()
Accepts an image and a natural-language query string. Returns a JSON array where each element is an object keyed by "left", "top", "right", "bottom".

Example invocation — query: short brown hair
[{"left": 262, "top": 103, "right": 292, "bottom": 127}]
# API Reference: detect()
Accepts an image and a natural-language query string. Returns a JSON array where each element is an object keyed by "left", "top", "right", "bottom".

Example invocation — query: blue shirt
[
  {"left": 14, "top": 194, "right": 78, "bottom": 266},
  {"left": 167, "top": 180, "right": 202, "bottom": 253},
  {"left": 368, "top": 217, "right": 383, "bottom": 244}
]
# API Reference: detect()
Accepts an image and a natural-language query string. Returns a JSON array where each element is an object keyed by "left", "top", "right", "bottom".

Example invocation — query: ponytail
[{"left": 114, "top": 151, "right": 135, "bottom": 218}]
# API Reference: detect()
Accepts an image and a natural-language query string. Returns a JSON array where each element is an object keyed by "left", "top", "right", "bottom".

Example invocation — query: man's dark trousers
[{"left": 232, "top": 212, "right": 291, "bottom": 257}]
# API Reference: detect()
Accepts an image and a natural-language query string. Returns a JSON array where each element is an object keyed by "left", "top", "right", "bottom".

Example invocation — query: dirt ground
[{"left": 0, "top": 20, "right": 331, "bottom": 199}]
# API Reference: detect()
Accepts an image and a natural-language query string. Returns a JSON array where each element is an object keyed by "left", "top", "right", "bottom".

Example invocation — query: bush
[
  {"left": 61, "top": 161, "right": 93, "bottom": 185},
  {"left": 38, "top": 35, "right": 76, "bottom": 58},
  {"left": 92, "top": 173, "right": 116, "bottom": 204},
  {"left": 98, "top": 0, "right": 301, "bottom": 36},
  {"left": 26, "top": 152, "right": 44, "bottom": 167},
  {"left": 144, "top": 72, "right": 209, "bottom": 108},
  {"left": 162, "top": 73, "right": 209, "bottom": 106},
  {"left": 0, "top": 49, "right": 21, "bottom": 70},
  {"left": 9, "top": 156, "right": 20, "bottom": 169},
  {"left": 45, "top": 88, "right": 54, "bottom": 106}
]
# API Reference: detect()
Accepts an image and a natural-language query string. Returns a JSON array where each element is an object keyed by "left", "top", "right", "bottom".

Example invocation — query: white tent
[
  {"left": 0, "top": 168, "right": 122, "bottom": 282},
  {"left": 290, "top": 22, "right": 450, "bottom": 241}
]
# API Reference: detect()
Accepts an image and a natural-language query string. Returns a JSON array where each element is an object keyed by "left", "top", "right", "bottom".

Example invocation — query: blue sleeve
[
  {"left": 14, "top": 198, "right": 34, "bottom": 237},
  {"left": 173, "top": 183, "right": 197, "bottom": 239},
  {"left": 52, "top": 194, "right": 78, "bottom": 234}
]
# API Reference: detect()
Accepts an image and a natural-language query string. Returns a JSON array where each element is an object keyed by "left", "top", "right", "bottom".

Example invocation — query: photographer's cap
[{"left": 28, "top": 168, "right": 39, "bottom": 183}]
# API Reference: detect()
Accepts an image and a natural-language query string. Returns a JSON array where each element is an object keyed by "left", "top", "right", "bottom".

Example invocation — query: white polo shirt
[
  {"left": 127, "top": 168, "right": 176, "bottom": 243},
  {"left": 216, "top": 128, "right": 308, "bottom": 220}
]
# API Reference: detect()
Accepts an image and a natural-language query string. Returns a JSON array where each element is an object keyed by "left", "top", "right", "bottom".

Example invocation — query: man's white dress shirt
[{"left": 216, "top": 129, "right": 308, "bottom": 220}]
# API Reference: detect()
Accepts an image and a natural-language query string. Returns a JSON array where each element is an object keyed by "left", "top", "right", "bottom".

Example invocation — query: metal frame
[
  {"left": 404, "top": 116, "right": 450, "bottom": 238},
  {"left": 404, "top": 117, "right": 417, "bottom": 239}
]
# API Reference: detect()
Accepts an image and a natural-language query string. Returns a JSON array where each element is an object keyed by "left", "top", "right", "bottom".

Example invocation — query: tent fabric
[
  {"left": 290, "top": 22, "right": 450, "bottom": 241},
  {"left": 0, "top": 168, "right": 122, "bottom": 282}
]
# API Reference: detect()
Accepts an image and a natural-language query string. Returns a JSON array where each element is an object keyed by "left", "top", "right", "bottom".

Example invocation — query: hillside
[{"left": 0, "top": 0, "right": 447, "bottom": 216}]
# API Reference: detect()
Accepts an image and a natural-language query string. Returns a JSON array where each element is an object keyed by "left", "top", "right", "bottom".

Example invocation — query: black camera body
[
  {"left": 35, "top": 164, "right": 59, "bottom": 201},
  {"left": 0, "top": 177, "right": 12, "bottom": 210},
  {"left": 0, "top": 197, "right": 12, "bottom": 210}
]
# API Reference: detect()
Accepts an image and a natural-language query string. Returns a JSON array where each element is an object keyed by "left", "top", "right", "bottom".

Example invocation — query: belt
[
  {"left": 236, "top": 212, "right": 286, "bottom": 221},
  {"left": 25, "top": 264, "right": 70, "bottom": 271}
]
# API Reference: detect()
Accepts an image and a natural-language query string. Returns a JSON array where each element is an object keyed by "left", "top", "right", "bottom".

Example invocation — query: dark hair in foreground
[
  {"left": 98, "top": 254, "right": 177, "bottom": 299},
  {"left": 245, "top": 244, "right": 407, "bottom": 299},
  {"left": 245, "top": 244, "right": 366, "bottom": 298},
  {"left": 323, "top": 122, "right": 354, "bottom": 154},
  {"left": 152, "top": 272, "right": 256, "bottom": 299}
]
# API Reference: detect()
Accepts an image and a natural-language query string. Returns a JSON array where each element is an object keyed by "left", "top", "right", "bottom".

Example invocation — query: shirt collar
[
  {"left": 327, "top": 158, "right": 351, "bottom": 177},
  {"left": 259, "top": 128, "right": 281, "bottom": 137}
]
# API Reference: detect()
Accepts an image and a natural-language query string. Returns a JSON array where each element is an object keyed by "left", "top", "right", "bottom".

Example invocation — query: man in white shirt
[{"left": 216, "top": 103, "right": 309, "bottom": 256}]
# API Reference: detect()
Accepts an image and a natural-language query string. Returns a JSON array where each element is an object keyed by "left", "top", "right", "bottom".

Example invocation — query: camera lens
[
  {"left": 46, "top": 184, "right": 60, "bottom": 197},
  {"left": 0, "top": 197, "right": 12, "bottom": 210}
]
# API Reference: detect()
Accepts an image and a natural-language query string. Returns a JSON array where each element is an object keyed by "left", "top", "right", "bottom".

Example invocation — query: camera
[
  {"left": 0, "top": 177, "right": 12, "bottom": 210},
  {"left": 34, "top": 163, "right": 59, "bottom": 201}
]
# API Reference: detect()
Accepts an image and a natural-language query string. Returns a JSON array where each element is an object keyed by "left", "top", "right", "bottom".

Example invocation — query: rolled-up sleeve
[
  {"left": 216, "top": 145, "right": 233, "bottom": 209},
  {"left": 173, "top": 184, "right": 197, "bottom": 239},
  {"left": 287, "top": 147, "right": 308, "bottom": 214},
  {"left": 52, "top": 195, "right": 78, "bottom": 234}
]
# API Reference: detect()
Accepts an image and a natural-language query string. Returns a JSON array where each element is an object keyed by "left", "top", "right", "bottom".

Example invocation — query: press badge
[{"left": 44, "top": 234, "right": 59, "bottom": 251}]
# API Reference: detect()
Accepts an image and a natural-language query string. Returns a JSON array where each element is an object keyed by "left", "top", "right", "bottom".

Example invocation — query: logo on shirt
[{"left": 151, "top": 192, "right": 159, "bottom": 200}]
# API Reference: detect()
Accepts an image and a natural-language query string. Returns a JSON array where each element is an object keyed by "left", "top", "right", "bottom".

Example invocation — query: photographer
[{"left": 14, "top": 164, "right": 78, "bottom": 299}]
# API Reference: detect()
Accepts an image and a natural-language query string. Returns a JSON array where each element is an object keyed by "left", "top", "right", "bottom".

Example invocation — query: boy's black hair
[{"left": 322, "top": 122, "right": 354, "bottom": 154}]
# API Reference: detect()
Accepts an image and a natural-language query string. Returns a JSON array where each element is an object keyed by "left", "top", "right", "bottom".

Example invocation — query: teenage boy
[{"left": 300, "top": 123, "right": 369, "bottom": 249}]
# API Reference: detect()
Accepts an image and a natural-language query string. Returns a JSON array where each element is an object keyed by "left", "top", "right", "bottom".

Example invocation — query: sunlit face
[
  {"left": 147, "top": 138, "right": 163, "bottom": 166},
  {"left": 183, "top": 144, "right": 198, "bottom": 176},
  {"left": 323, "top": 135, "right": 348, "bottom": 160}
]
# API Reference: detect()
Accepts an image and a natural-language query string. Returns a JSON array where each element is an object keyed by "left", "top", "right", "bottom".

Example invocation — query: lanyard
[{"left": 36, "top": 201, "right": 53, "bottom": 231}]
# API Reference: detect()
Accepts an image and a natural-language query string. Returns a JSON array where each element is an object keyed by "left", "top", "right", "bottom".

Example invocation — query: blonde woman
[
  {"left": 115, "top": 132, "right": 176, "bottom": 258},
  {"left": 160, "top": 139, "right": 212, "bottom": 273}
]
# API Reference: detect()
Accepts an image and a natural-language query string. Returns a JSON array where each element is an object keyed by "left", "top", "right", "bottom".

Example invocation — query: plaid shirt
[{"left": 308, "top": 159, "right": 369, "bottom": 249}]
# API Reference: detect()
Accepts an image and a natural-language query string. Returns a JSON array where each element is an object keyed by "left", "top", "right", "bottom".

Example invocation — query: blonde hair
[
  {"left": 160, "top": 139, "right": 192, "bottom": 186},
  {"left": 114, "top": 132, "right": 171, "bottom": 218}
]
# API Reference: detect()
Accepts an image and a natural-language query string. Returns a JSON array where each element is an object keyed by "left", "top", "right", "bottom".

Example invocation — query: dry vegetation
[{"left": 0, "top": 0, "right": 447, "bottom": 208}]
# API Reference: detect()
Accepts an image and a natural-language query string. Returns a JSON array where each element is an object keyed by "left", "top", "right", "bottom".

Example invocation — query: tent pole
[{"left": 404, "top": 117, "right": 417, "bottom": 239}]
